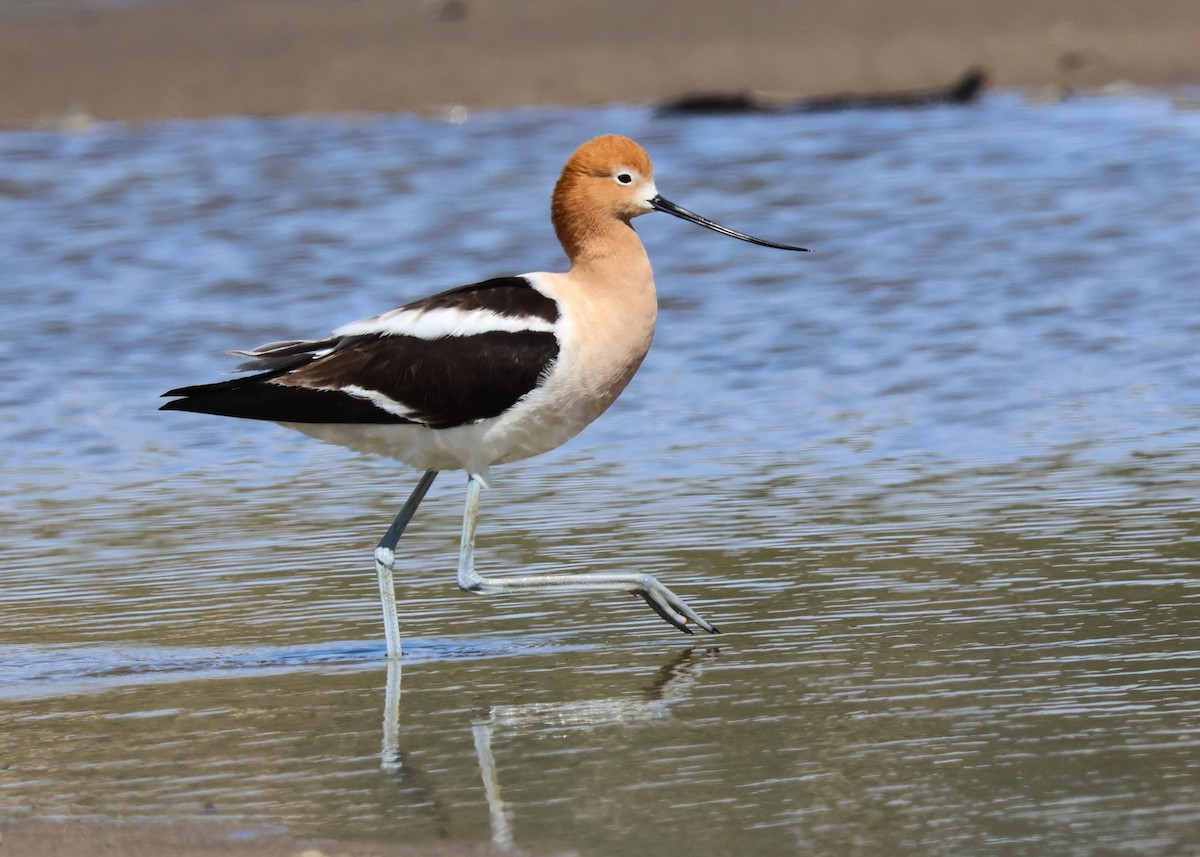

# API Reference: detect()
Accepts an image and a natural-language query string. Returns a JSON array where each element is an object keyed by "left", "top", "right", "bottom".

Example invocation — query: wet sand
[
  {"left": 1, "top": 0, "right": 1200, "bottom": 126},
  {"left": 0, "top": 820, "right": 563, "bottom": 857}
]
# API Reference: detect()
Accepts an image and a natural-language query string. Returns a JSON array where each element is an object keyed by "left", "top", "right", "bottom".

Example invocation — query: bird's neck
[{"left": 563, "top": 216, "right": 654, "bottom": 285}]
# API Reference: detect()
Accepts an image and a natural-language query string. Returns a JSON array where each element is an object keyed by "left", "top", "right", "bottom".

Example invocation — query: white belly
[{"left": 279, "top": 366, "right": 630, "bottom": 473}]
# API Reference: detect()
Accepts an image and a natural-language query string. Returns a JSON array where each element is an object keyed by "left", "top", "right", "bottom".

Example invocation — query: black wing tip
[
  {"left": 157, "top": 376, "right": 418, "bottom": 425},
  {"left": 159, "top": 390, "right": 219, "bottom": 413},
  {"left": 160, "top": 395, "right": 204, "bottom": 412},
  {"left": 160, "top": 379, "right": 235, "bottom": 405}
]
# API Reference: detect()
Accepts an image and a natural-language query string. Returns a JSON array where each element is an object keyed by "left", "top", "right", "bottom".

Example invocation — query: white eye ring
[{"left": 615, "top": 172, "right": 634, "bottom": 185}]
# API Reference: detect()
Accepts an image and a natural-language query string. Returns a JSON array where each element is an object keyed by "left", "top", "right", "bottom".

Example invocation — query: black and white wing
[{"left": 161, "top": 276, "right": 560, "bottom": 430}]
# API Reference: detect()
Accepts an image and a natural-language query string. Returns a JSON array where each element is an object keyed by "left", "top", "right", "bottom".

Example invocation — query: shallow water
[{"left": 2, "top": 95, "right": 1200, "bottom": 855}]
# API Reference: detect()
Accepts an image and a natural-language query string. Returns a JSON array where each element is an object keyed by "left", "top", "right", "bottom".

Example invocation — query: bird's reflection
[
  {"left": 381, "top": 646, "right": 719, "bottom": 849},
  {"left": 379, "top": 661, "right": 453, "bottom": 838}
]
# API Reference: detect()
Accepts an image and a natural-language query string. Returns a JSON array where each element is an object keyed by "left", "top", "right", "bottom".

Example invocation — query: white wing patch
[
  {"left": 338, "top": 384, "right": 420, "bottom": 420},
  {"left": 335, "top": 307, "right": 556, "bottom": 340}
]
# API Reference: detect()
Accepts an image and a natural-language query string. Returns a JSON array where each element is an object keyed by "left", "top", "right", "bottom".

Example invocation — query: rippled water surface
[{"left": 2, "top": 96, "right": 1199, "bottom": 855}]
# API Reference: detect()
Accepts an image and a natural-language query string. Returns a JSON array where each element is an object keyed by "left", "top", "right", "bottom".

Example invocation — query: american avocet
[{"left": 162, "top": 135, "right": 807, "bottom": 657}]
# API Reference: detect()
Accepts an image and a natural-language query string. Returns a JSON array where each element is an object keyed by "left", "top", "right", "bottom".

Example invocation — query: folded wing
[{"left": 161, "top": 276, "right": 561, "bottom": 430}]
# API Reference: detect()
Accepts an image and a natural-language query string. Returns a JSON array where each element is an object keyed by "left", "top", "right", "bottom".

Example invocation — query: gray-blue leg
[
  {"left": 374, "top": 470, "right": 439, "bottom": 659},
  {"left": 455, "top": 473, "right": 719, "bottom": 634}
]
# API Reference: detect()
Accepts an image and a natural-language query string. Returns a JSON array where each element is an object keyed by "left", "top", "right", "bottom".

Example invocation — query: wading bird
[{"left": 162, "top": 135, "right": 808, "bottom": 657}]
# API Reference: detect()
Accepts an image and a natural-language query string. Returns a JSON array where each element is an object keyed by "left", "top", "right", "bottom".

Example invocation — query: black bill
[{"left": 649, "top": 195, "right": 810, "bottom": 252}]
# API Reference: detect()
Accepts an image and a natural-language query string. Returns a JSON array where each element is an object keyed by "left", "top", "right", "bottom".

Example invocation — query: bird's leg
[
  {"left": 375, "top": 469, "right": 439, "bottom": 659},
  {"left": 455, "top": 473, "right": 719, "bottom": 635}
]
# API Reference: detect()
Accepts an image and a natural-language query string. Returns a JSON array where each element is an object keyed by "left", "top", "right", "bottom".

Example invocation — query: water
[{"left": 2, "top": 95, "right": 1200, "bottom": 855}]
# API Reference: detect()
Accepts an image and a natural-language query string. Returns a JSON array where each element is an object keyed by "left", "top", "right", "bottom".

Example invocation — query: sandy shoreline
[{"left": 1, "top": 0, "right": 1199, "bottom": 127}]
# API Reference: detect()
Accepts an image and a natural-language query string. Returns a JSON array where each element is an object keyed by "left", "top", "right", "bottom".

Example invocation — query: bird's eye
[{"left": 615, "top": 172, "right": 633, "bottom": 185}]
